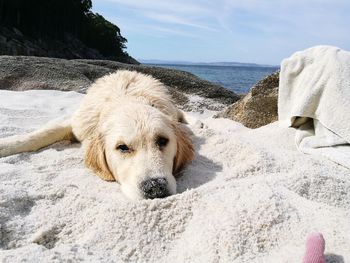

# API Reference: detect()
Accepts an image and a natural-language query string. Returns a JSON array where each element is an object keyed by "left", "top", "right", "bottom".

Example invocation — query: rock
[
  {"left": 0, "top": 56, "right": 240, "bottom": 111},
  {"left": 0, "top": 26, "right": 138, "bottom": 64},
  {"left": 216, "top": 71, "right": 279, "bottom": 128},
  {"left": 77, "top": 59, "right": 240, "bottom": 111}
]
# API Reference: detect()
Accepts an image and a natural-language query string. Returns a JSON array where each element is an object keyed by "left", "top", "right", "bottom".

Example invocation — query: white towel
[{"left": 278, "top": 46, "right": 350, "bottom": 169}]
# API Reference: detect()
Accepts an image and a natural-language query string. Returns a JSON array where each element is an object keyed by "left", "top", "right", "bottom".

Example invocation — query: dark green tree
[{"left": 0, "top": 0, "right": 130, "bottom": 60}]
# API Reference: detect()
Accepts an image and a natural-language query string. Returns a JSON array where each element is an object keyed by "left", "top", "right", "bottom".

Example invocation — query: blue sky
[{"left": 92, "top": 0, "right": 350, "bottom": 65}]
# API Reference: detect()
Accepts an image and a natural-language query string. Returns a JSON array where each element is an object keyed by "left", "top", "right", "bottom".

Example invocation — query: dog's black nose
[{"left": 140, "top": 178, "right": 169, "bottom": 199}]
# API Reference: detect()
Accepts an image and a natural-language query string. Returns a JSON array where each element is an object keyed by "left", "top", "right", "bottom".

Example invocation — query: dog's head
[{"left": 84, "top": 102, "right": 194, "bottom": 200}]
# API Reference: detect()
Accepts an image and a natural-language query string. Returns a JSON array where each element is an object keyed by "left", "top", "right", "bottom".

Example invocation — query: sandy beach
[{"left": 0, "top": 90, "right": 349, "bottom": 262}]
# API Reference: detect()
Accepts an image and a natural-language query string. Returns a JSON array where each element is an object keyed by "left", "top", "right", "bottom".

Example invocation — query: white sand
[{"left": 0, "top": 90, "right": 349, "bottom": 263}]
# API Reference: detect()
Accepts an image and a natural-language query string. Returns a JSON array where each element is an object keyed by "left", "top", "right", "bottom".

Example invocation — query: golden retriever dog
[{"left": 0, "top": 70, "right": 194, "bottom": 200}]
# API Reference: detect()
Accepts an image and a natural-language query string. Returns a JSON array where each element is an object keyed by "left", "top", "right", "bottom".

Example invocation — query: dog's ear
[
  {"left": 85, "top": 135, "right": 115, "bottom": 181},
  {"left": 172, "top": 123, "right": 195, "bottom": 176}
]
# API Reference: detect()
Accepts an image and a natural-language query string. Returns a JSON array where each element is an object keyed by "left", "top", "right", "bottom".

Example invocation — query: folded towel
[{"left": 278, "top": 46, "right": 350, "bottom": 169}]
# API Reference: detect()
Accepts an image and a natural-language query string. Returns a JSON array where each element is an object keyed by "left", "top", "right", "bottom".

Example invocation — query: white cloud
[
  {"left": 98, "top": 0, "right": 218, "bottom": 33},
  {"left": 139, "top": 24, "right": 202, "bottom": 38},
  {"left": 144, "top": 13, "right": 217, "bottom": 31},
  {"left": 99, "top": 0, "right": 211, "bottom": 15},
  {"left": 104, "top": 15, "right": 203, "bottom": 38}
]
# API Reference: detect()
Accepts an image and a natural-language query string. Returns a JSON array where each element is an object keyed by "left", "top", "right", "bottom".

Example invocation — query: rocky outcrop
[
  {"left": 216, "top": 71, "right": 279, "bottom": 128},
  {"left": 0, "top": 56, "right": 240, "bottom": 111},
  {"left": 0, "top": 26, "right": 138, "bottom": 64}
]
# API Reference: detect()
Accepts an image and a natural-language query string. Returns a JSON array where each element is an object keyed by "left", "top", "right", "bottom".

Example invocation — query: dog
[{"left": 0, "top": 70, "right": 194, "bottom": 200}]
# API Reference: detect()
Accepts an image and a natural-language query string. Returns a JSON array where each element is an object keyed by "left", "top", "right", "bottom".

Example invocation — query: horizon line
[{"left": 138, "top": 58, "right": 279, "bottom": 67}]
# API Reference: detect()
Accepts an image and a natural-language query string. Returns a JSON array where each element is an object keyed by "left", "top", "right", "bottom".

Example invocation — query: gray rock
[
  {"left": 216, "top": 71, "right": 279, "bottom": 128},
  {"left": 0, "top": 56, "right": 240, "bottom": 111}
]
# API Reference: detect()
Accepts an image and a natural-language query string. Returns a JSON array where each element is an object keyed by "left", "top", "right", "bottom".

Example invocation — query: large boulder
[
  {"left": 0, "top": 26, "right": 138, "bottom": 64},
  {"left": 0, "top": 56, "right": 240, "bottom": 111},
  {"left": 216, "top": 71, "right": 279, "bottom": 128}
]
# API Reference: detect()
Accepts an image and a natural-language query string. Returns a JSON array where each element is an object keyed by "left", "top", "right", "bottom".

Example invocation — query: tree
[{"left": 0, "top": 0, "right": 130, "bottom": 60}]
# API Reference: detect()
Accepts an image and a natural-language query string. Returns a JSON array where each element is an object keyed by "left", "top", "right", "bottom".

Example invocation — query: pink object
[{"left": 303, "top": 233, "right": 326, "bottom": 263}]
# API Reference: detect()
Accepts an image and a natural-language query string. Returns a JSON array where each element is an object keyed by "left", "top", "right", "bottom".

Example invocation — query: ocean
[{"left": 145, "top": 64, "right": 279, "bottom": 94}]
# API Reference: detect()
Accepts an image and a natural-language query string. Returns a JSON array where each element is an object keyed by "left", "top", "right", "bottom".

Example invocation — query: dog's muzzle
[{"left": 140, "top": 178, "right": 170, "bottom": 199}]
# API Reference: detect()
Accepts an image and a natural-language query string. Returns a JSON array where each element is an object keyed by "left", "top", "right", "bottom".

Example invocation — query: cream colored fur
[{"left": 0, "top": 70, "right": 194, "bottom": 200}]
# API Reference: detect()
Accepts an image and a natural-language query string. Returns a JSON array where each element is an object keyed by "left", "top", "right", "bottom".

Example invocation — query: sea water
[{"left": 146, "top": 63, "right": 279, "bottom": 95}]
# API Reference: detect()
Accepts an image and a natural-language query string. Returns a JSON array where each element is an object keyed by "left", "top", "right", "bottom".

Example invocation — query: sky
[{"left": 92, "top": 0, "right": 350, "bottom": 65}]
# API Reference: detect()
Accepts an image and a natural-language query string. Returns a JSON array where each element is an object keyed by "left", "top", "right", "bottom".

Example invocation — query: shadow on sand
[
  {"left": 325, "top": 254, "right": 345, "bottom": 263},
  {"left": 176, "top": 135, "right": 222, "bottom": 193}
]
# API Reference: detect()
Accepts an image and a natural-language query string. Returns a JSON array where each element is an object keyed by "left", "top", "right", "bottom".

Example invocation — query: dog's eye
[
  {"left": 116, "top": 144, "right": 131, "bottom": 153},
  {"left": 156, "top": 136, "right": 169, "bottom": 149}
]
